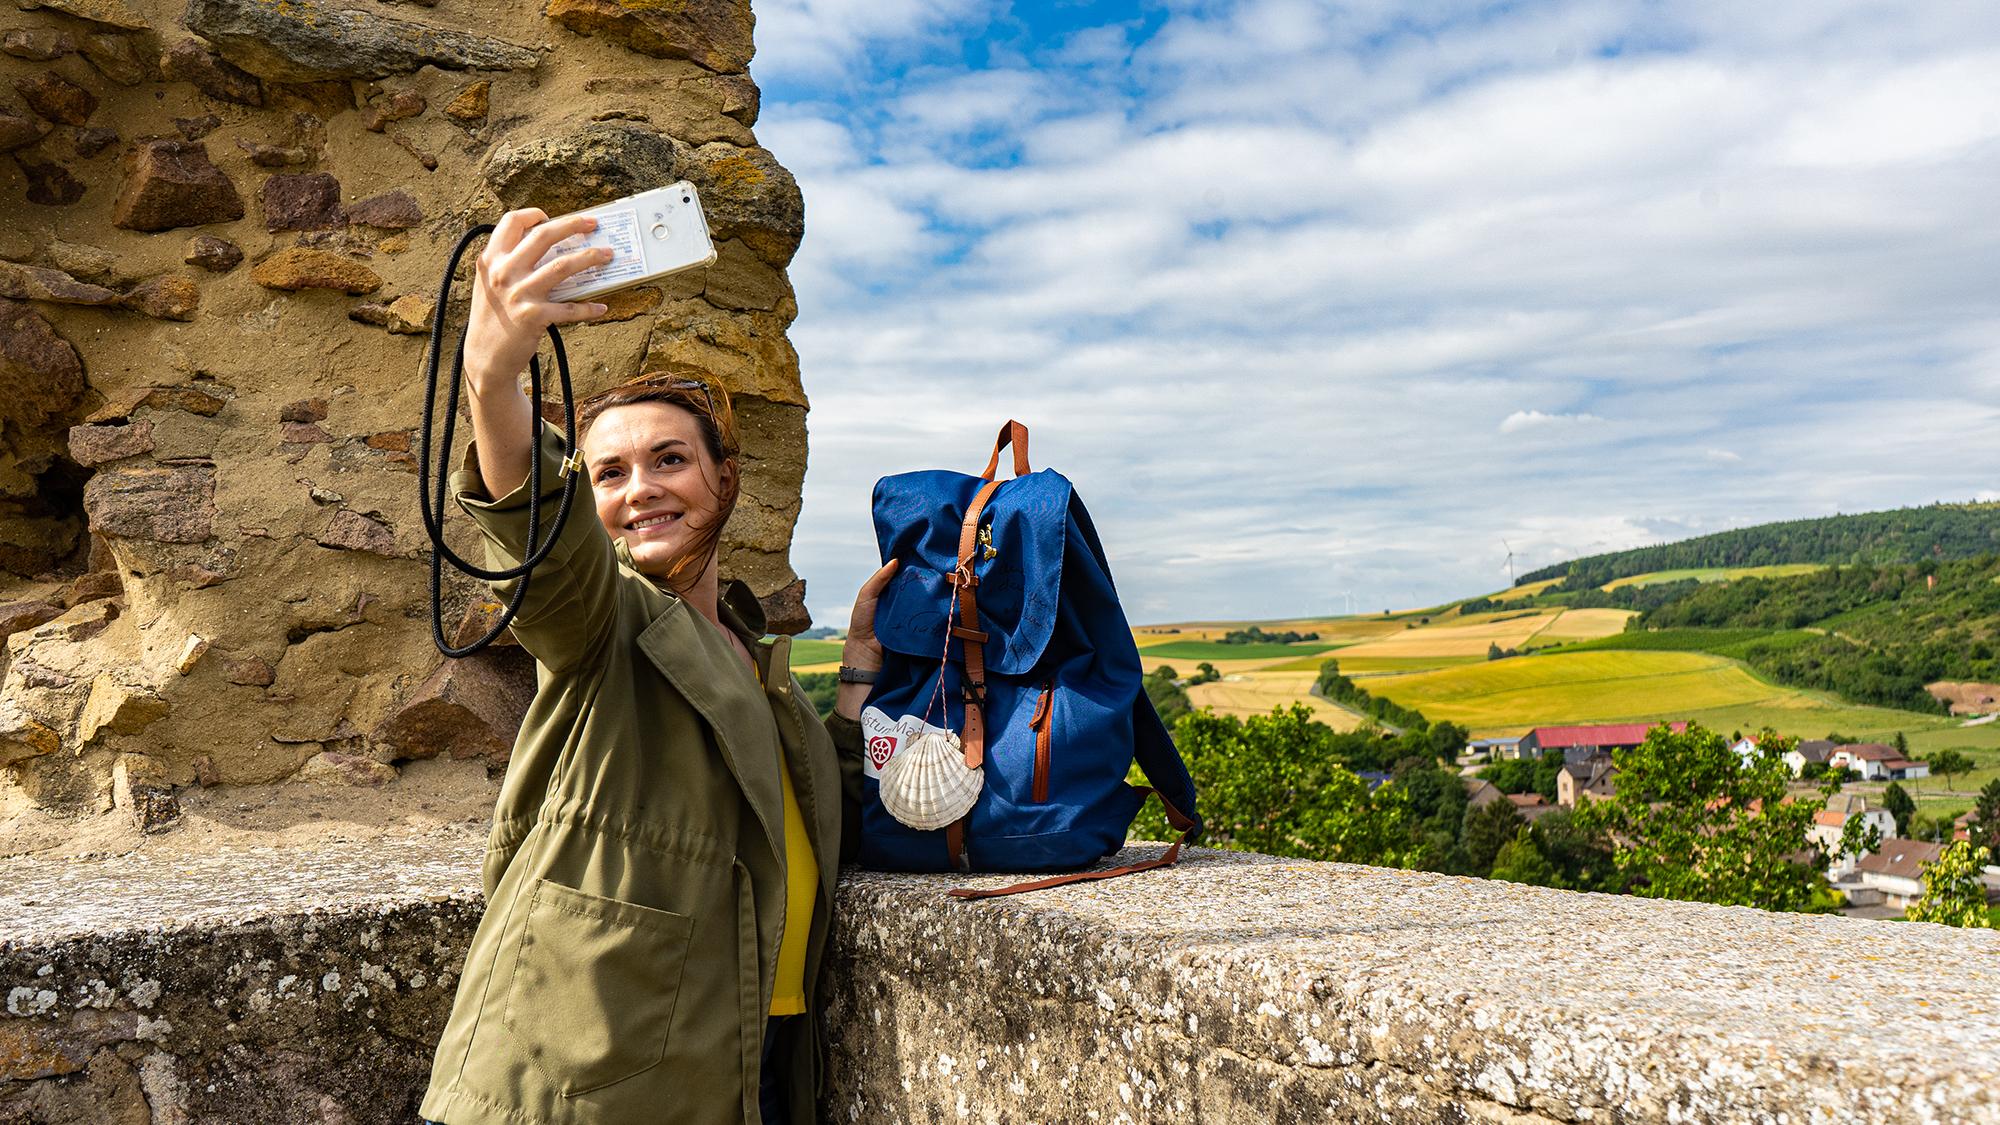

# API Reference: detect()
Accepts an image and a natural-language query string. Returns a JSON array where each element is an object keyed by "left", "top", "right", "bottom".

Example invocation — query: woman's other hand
[{"left": 834, "top": 559, "right": 899, "bottom": 720}]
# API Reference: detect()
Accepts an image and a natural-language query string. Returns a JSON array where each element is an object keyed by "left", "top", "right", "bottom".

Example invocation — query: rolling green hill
[{"left": 1516, "top": 502, "right": 2000, "bottom": 590}]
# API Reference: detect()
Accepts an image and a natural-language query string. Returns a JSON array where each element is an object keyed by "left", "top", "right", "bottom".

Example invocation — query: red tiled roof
[
  {"left": 1812, "top": 809, "right": 1847, "bottom": 827},
  {"left": 1834, "top": 744, "right": 1897, "bottom": 760},
  {"left": 1506, "top": 793, "right": 1547, "bottom": 807},
  {"left": 1528, "top": 722, "right": 1687, "bottom": 749},
  {"left": 1882, "top": 759, "right": 1922, "bottom": 771}
]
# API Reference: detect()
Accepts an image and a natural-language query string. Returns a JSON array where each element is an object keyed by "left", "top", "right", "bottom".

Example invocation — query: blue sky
[{"left": 747, "top": 0, "right": 2000, "bottom": 626}]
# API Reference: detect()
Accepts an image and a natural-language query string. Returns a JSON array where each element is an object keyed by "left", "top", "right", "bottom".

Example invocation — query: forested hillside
[
  {"left": 1625, "top": 556, "right": 2000, "bottom": 712},
  {"left": 1517, "top": 503, "right": 2000, "bottom": 589}
]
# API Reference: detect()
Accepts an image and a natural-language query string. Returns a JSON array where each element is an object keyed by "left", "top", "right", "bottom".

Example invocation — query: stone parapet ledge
[{"left": 4, "top": 836, "right": 1999, "bottom": 1123}]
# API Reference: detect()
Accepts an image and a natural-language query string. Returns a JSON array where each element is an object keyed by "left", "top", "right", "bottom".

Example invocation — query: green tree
[
  {"left": 1968, "top": 778, "right": 2000, "bottom": 854},
  {"left": 1528, "top": 808, "right": 1616, "bottom": 892},
  {"left": 1476, "top": 758, "right": 1538, "bottom": 794},
  {"left": 1461, "top": 798, "right": 1525, "bottom": 877},
  {"left": 1573, "top": 724, "right": 1830, "bottom": 911},
  {"left": 1143, "top": 667, "right": 1192, "bottom": 726},
  {"left": 1489, "top": 828, "right": 1560, "bottom": 887},
  {"left": 1925, "top": 748, "right": 1974, "bottom": 792},
  {"left": 1836, "top": 810, "right": 1883, "bottom": 862},
  {"left": 1189, "top": 662, "right": 1221, "bottom": 686},
  {"left": 1882, "top": 781, "right": 1916, "bottom": 838},
  {"left": 1904, "top": 840, "right": 1995, "bottom": 928},
  {"left": 1134, "top": 706, "right": 1416, "bottom": 864}
]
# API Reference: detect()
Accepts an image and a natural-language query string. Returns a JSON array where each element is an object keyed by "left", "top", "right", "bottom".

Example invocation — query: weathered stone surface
[
  {"left": 14, "top": 72, "right": 98, "bottom": 125},
  {"left": 0, "top": 262, "right": 117, "bottom": 306},
  {"left": 13, "top": 157, "right": 86, "bottom": 205},
  {"left": 82, "top": 465, "right": 215, "bottom": 542},
  {"left": 296, "top": 750, "right": 397, "bottom": 786},
  {"left": 482, "top": 121, "right": 686, "bottom": 215},
  {"left": 110, "top": 752, "right": 180, "bottom": 831},
  {"left": 442, "top": 79, "right": 487, "bottom": 123},
  {"left": 684, "top": 142, "right": 803, "bottom": 267},
  {"left": 160, "top": 37, "right": 263, "bottom": 106},
  {"left": 16, "top": 0, "right": 150, "bottom": 30},
  {"left": 76, "top": 31, "right": 152, "bottom": 85},
  {"left": 183, "top": 0, "right": 541, "bottom": 82},
  {"left": 111, "top": 140, "right": 244, "bottom": 231},
  {"left": 448, "top": 600, "right": 517, "bottom": 649},
  {"left": 173, "top": 112, "right": 221, "bottom": 140},
  {"left": 347, "top": 293, "right": 432, "bottom": 334},
  {"left": 0, "top": 701, "right": 61, "bottom": 766},
  {"left": 278, "top": 397, "right": 326, "bottom": 423},
  {"left": 2, "top": 29, "right": 76, "bottom": 61},
  {"left": 345, "top": 188, "right": 422, "bottom": 229},
  {"left": 139, "top": 383, "right": 227, "bottom": 416},
  {"left": 0, "top": 599, "right": 65, "bottom": 643},
  {"left": 371, "top": 649, "right": 533, "bottom": 761},
  {"left": 279, "top": 421, "right": 329, "bottom": 443},
  {"left": 72, "top": 125, "right": 117, "bottom": 156},
  {"left": 61, "top": 569, "right": 122, "bottom": 606},
  {"left": 700, "top": 237, "right": 792, "bottom": 311},
  {"left": 79, "top": 680, "right": 169, "bottom": 743},
  {"left": 182, "top": 234, "right": 241, "bottom": 272},
  {"left": 363, "top": 430, "right": 410, "bottom": 451},
  {"left": 235, "top": 137, "right": 307, "bottom": 167},
  {"left": 48, "top": 239, "right": 119, "bottom": 285},
  {"left": 315, "top": 508, "right": 395, "bottom": 554},
  {"left": 359, "top": 88, "right": 424, "bottom": 132},
  {"left": 258, "top": 171, "right": 345, "bottom": 231},
  {"left": 0, "top": 109, "right": 51, "bottom": 151},
  {"left": 66, "top": 420, "right": 154, "bottom": 466},
  {"left": 248, "top": 247, "right": 382, "bottom": 294},
  {"left": 759, "top": 577, "right": 809, "bottom": 635},
  {"left": 121, "top": 273, "right": 201, "bottom": 321},
  {"left": 544, "top": 0, "right": 753, "bottom": 74},
  {"left": 221, "top": 652, "right": 274, "bottom": 686},
  {"left": 0, "top": 300, "right": 85, "bottom": 426}
]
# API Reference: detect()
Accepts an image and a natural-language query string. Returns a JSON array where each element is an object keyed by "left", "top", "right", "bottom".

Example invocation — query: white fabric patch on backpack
[{"left": 860, "top": 706, "right": 953, "bottom": 779}]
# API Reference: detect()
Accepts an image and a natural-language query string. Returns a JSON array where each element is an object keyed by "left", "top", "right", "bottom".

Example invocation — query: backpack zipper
[{"left": 1030, "top": 680, "right": 1054, "bottom": 803}]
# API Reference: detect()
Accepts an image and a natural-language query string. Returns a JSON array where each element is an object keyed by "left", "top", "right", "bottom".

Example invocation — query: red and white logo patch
[
  {"left": 859, "top": 707, "right": 952, "bottom": 779},
  {"left": 866, "top": 734, "right": 896, "bottom": 772}
]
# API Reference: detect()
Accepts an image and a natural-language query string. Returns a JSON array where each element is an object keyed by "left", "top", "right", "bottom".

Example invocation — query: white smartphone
[{"left": 537, "top": 181, "right": 719, "bottom": 304}]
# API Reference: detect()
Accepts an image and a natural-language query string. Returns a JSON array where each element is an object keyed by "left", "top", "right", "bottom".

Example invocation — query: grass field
[
  {"left": 1557, "top": 627, "right": 1821, "bottom": 660},
  {"left": 1600, "top": 564, "right": 1824, "bottom": 591},
  {"left": 1492, "top": 578, "right": 1563, "bottom": 601},
  {"left": 1365, "top": 650, "right": 1781, "bottom": 729},
  {"left": 790, "top": 638, "right": 845, "bottom": 672},
  {"left": 1526, "top": 608, "right": 1638, "bottom": 644},
  {"left": 1186, "top": 672, "right": 1363, "bottom": 730},
  {"left": 1135, "top": 640, "right": 1341, "bottom": 661}
]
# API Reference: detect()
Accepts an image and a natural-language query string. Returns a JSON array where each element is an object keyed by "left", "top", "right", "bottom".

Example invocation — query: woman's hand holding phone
[{"left": 835, "top": 560, "right": 899, "bottom": 721}]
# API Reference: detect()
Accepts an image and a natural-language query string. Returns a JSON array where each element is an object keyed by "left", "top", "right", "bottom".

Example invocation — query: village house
[
  {"left": 1781, "top": 739, "right": 1839, "bottom": 776},
  {"left": 1827, "top": 743, "right": 1931, "bottom": 782},
  {"left": 1841, "top": 839, "right": 1948, "bottom": 912},
  {"left": 1807, "top": 793, "right": 1898, "bottom": 879},
  {"left": 1463, "top": 778, "right": 1505, "bottom": 810},
  {"left": 1519, "top": 722, "right": 1688, "bottom": 765},
  {"left": 1467, "top": 736, "right": 1525, "bottom": 761},
  {"left": 1505, "top": 792, "right": 1556, "bottom": 822},
  {"left": 1557, "top": 755, "right": 1617, "bottom": 808}
]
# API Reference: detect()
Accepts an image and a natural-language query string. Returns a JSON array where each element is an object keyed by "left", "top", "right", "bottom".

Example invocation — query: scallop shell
[{"left": 878, "top": 727, "right": 984, "bottom": 831}]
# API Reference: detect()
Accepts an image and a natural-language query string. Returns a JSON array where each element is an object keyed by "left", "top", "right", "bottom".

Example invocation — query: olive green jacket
[{"left": 420, "top": 424, "right": 864, "bottom": 1125}]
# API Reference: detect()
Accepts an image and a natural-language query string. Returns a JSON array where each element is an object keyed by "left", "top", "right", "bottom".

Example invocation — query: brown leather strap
[
  {"left": 949, "top": 478, "right": 1004, "bottom": 770},
  {"left": 945, "top": 818, "right": 969, "bottom": 872},
  {"left": 978, "top": 420, "right": 1031, "bottom": 481},
  {"left": 947, "top": 789, "right": 1196, "bottom": 900},
  {"left": 1030, "top": 683, "right": 1053, "bottom": 804}
]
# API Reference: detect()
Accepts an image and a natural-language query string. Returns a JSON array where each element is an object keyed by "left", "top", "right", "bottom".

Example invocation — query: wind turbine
[{"left": 1502, "top": 539, "right": 1516, "bottom": 585}]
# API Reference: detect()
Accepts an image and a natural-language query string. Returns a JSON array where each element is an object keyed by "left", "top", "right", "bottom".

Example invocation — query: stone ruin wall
[{"left": 0, "top": 0, "right": 808, "bottom": 823}]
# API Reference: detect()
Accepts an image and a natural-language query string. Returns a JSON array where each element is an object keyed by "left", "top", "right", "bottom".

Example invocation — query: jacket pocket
[{"left": 503, "top": 878, "right": 695, "bottom": 1096}]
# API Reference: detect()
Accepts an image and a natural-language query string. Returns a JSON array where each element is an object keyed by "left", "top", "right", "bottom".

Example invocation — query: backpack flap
[{"left": 869, "top": 468, "right": 1071, "bottom": 677}]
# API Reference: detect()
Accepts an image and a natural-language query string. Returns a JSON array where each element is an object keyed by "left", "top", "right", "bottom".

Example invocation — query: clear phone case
[{"left": 538, "top": 181, "right": 719, "bottom": 303}]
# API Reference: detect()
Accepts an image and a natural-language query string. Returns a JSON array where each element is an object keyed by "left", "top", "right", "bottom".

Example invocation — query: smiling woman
[{"left": 578, "top": 376, "right": 742, "bottom": 595}]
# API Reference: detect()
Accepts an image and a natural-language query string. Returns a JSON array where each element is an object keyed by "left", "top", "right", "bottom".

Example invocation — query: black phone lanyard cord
[{"left": 417, "top": 224, "right": 581, "bottom": 657}]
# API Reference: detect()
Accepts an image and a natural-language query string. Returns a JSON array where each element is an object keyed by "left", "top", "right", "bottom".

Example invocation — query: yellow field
[
  {"left": 1601, "top": 564, "right": 1823, "bottom": 591},
  {"left": 1492, "top": 578, "right": 1563, "bottom": 601},
  {"left": 1133, "top": 616, "right": 1405, "bottom": 647},
  {"left": 1186, "top": 671, "right": 1363, "bottom": 730},
  {"left": 1528, "top": 608, "right": 1637, "bottom": 643},
  {"left": 1364, "top": 650, "right": 1779, "bottom": 732},
  {"left": 1335, "top": 611, "right": 1562, "bottom": 658}
]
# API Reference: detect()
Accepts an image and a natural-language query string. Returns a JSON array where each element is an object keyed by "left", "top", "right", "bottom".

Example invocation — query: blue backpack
[{"left": 857, "top": 422, "right": 1201, "bottom": 897}]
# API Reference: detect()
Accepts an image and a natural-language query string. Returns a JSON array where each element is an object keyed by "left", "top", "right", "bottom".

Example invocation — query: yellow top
[{"left": 768, "top": 757, "right": 818, "bottom": 1016}]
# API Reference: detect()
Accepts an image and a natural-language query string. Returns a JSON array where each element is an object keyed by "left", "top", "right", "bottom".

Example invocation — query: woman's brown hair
[{"left": 574, "top": 372, "right": 740, "bottom": 593}]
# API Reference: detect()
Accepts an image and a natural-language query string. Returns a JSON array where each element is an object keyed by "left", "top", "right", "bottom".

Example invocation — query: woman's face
[{"left": 582, "top": 400, "right": 733, "bottom": 578}]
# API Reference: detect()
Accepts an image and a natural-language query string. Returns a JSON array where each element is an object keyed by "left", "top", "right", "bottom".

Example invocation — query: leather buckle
[{"left": 961, "top": 680, "right": 987, "bottom": 707}]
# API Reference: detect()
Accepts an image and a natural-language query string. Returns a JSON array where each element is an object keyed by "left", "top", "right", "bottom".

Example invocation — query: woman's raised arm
[{"left": 462, "top": 208, "right": 613, "bottom": 497}]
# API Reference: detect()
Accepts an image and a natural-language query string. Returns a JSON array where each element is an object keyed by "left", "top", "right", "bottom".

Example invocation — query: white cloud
[
  {"left": 757, "top": 1, "right": 2000, "bottom": 623},
  {"left": 1499, "top": 410, "right": 1607, "bottom": 434}
]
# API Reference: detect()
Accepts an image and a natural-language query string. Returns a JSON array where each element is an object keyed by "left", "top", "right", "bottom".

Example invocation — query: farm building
[
  {"left": 1557, "top": 755, "right": 1618, "bottom": 807},
  {"left": 1468, "top": 736, "right": 1527, "bottom": 761},
  {"left": 1505, "top": 792, "right": 1557, "bottom": 823},
  {"left": 1827, "top": 744, "right": 1931, "bottom": 781},
  {"left": 1782, "top": 739, "right": 1839, "bottom": 776},
  {"left": 1520, "top": 722, "right": 1688, "bottom": 765}
]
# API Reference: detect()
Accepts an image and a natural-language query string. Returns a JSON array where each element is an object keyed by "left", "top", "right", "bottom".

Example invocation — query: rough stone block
[
  {"left": 182, "top": 234, "right": 242, "bottom": 272},
  {"left": 684, "top": 142, "right": 803, "bottom": 267},
  {"left": 160, "top": 37, "right": 263, "bottom": 106},
  {"left": 82, "top": 465, "right": 216, "bottom": 543},
  {"left": 296, "top": 750, "right": 397, "bottom": 787},
  {"left": 2, "top": 29, "right": 76, "bottom": 62},
  {"left": 544, "top": 0, "right": 753, "bottom": 74},
  {"left": 14, "top": 157, "right": 88, "bottom": 205},
  {"left": 360, "top": 88, "right": 425, "bottom": 132},
  {"left": 315, "top": 508, "right": 395, "bottom": 554},
  {"left": 111, "top": 140, "right": 244, "bottom": 231},
  {"left": 259, "top": 171, "right": 345, "bottom": 231},
  {"left": 16, "top": 0, "right": 150, "bottom": 30},
  {"left": 482, "top": 122, "right": 686, "bottom": 215},
  {"left": 371, "top": 648, "right": 533, "bottom": 762},
  {"left": 0, "top": 701, "right": 61, "bottom": 767},
  {"left": 0, "top": 109, "right": 51, "bottom": 152},
  {"left": 249, "top": 247, "right": 382, "bottom": 294},
  {"left": 120, "top": 274, "right": 201, "bottom": 321},
  {"left": 0, "top": 262, "right": 120, "bottom": 306},
  {"left": 14, "top": 73, "right": 98, "bottom": 126},
  {"left": 0, "top": 301, "right": 85, "bottom": 426},
  {"left": 443, "top": 79, "right": 488, "bottom": 123},
  {"left": 345, "top": 189, "right": 422, "bottom": 229},
  {"left": 77, "top": 31, "right": 152, "bottom": 85},
  {"left": 183, "top": 0, "right": 540, "bottom": 82}
]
